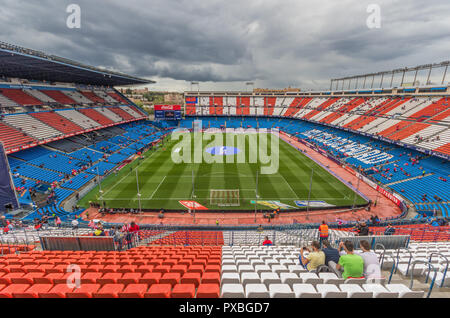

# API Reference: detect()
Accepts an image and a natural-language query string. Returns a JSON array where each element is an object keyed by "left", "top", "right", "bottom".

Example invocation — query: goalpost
[{"left": 210, "top": 189, "right": 240, "bottom": 207}]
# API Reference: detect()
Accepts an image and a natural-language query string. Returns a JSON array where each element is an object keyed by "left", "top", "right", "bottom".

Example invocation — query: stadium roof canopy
[{"left": 0, "top": 41, "right": 153, "bottom": 86}]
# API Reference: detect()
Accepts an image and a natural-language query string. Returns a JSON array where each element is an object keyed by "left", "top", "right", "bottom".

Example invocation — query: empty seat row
[{"left": 221, "top": 283, "right": 423, "bottom": 298}]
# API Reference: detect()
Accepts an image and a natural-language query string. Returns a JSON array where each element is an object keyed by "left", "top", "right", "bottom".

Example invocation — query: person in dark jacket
[
  {"left": 357, "top": 222, "right": 370, "bottom": 236},
  {"left": 322, "top": 240, "right": 340, "bottom": 265},
  {"left": 384, "top": 224, "right": 395, "bottom": 235}
]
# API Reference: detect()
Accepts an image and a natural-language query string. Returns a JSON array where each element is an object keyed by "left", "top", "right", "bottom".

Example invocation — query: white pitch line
[
  {"left": 280, "top": 173, "right": 298, "bottom": 198},
  {"left": 101, "top": 148, "right": 159, "bottom": 197},
  {"left": 149, "top": 176, "right": 166, "bottom": 199},
  {"left": 99, "top": 197, "right": 347, "bottom": 201}
]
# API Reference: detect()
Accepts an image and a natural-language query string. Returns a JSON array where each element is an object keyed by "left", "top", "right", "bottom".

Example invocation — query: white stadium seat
[
  {"left": 292, "top": 284, "right": 321, "bottom": 298},
  {"left": 269, "top": 284, "right": 295, "bottom": 298}
]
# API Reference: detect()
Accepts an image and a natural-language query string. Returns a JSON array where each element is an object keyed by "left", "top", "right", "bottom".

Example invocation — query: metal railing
[{"left": 409, "top": 260, "right": 438, "bottom": 298}]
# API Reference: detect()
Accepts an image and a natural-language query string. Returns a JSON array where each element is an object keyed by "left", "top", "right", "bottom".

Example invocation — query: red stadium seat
[
  {"left": 171, "top": 264, "right": 188, "bottom": 275},
  {"left": 196, "top": 284, "right": 220, "bottom": 298},
  {"left": 118, "top": 284, "right": 148, "bottom": 298},
  {"left": 0, "top": 284, "right": 31, "bottom": 298},
  {"left": 136, "top": 265, "right": 154, "bottom": 273},
  {"left": 92, "top": 284, "right": 125, "bottom": 298},
  {"left": 100, "top": 265, "right": 121, "bottom": 273},
  {"left": 66, "top": 284, "right": 101, "bottom": 298},
  {"left": 201, "top": 272, "right": 220, "bottom": 285},
  {"left": 39, "top": 284, "right": 74, "bottom": 298},
  {"left": 144, "top": 284, "right": 172, "bottom": 298},
  {"left": 160, "top": 273, "right": 181, "bottom": 287},
  {"left": 171, "top": 284, "right": 196, "bottom": 298},
  {"left": 0, "top": 273, "right": 25, "bottom": 285},
  {"left": 118, "top": 273, "right": 141, "bottom": 285},
  {"left": 117, "top": 265, "right": 138, "bottom": 273},
  {"left": 153, "top": 265, "right": 171, "bottom": 274},
  {"left": 98, "top": 273, "right": 122, "bottom": 285},
  {"left": 13, "top": 284, "right": 53, "bottom": 298},
  {"left": 81, "top": 272, "right": 104, "bottom": 284},
  {"left": 19, "top": 272, "right": 47, "bottom": 284},
  {"left": 180, "top": 272, "right": 201, "bottom": 287},
  {"left": 139, "top": 272, "right": 162, "bottom": 285},
  {"left": 204, "top": 265, "right": 221, "bottom": 274},
  {"left": 188, "top": 265, "right": 204, "bottom": 274}
]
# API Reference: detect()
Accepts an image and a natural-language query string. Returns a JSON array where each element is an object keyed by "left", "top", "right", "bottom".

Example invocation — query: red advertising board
[
  {"left": 154, "top": 104, "right": 181, "bottom": 111},
  {"left": 376, "top": 185, "right": 401, "bottom": 206},
  {"left": 178, "top": 200, "right": 208, "bottom": 210}
]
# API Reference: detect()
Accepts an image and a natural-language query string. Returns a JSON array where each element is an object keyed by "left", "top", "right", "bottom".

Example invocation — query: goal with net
[{"left": 209, "top": 189, "right": 240, "bottom": 206}]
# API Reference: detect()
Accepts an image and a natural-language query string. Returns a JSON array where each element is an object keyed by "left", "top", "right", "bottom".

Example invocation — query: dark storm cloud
[{"left": 0, "top": 0, "right": 449, "bottom": 90}]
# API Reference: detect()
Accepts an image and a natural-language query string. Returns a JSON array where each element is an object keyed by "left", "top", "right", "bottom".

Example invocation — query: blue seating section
[
  {"left": 10, "top": 146, "right": 53, "bottom": 161},
  {"left": 28, "top": 152, "right": 85, "bottom": 174},
  {"left": 11, "top": 164, "right": 64, "bottom": 183},
  {"left": 106, "top": 153, "right": 129, "bottom": 164},
  {"left": 60, "top": 173, "right": 95, "bottom": 190},
  {"left": 89, "top": 140, "right": 121, "bottom": 154},
  {"left": 85, "top": 161, "right": 116, "bottom": 175},
  {"left": 68, "top": 148, "right": 104, "bottom": 163}
]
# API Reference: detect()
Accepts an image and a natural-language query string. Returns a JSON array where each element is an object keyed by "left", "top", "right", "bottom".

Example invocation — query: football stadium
[{"left": 0, "top": 1, "right": 449, "bottom": 303}]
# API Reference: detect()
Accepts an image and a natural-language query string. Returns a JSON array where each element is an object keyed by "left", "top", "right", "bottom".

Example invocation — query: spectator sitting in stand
[
  {"left": 262, "top": 236, "right": 273, "bottom": 246},
  {"left": 322, "top": 240, "right": 340, "bottom": 266},
  {"left": 329, "top": 241, "right": 364, "bottom": 280},
  {"left": 299, "top": 241, "right": 325, "bottom": 271},
  {"left": 384, "top": 223, "right": 395, "bottom": 235},
  {"left": 357, "top": 222, "right": 370, "bottom": 236}
]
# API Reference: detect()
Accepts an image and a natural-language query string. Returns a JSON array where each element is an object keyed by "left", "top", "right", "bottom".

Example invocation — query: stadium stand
[
  {"left": 94, "top": 107, "right": 125, "bottom": 123},
  {"left": 3, "top": 114, "right": 63, "bottom": 140},
  {"left": 0, "top": 224, "right": 447, "bottom": 298},
  {"left": 56, "top": 109, "right": 101, "bottom": 129},
  {"left": 30, "top": 111, "right": 83, "bottom": 134},
  {"left": 62, "top": 90, "right": 94, "bottom": 104},
  {"left": 109, "top": 107, "right": 136, "bottom": 121},
  {"left": 0, "top": 122, "right": 36, "bottom": 150},
  {"left": 0, "top": 88, "right": 42, "bottom": 106},
  {"left": 23, "top": 89, "right": 56, "bottom": 104},
  {"left": 94, "top": 90, "right": 118, "bottom": 104},
  {"left": 41, "top": 90, "right": 77, "bottom": 105},
  {"left": 80, "top": 91, "right": 106, "bottom": 104},
  {"left": 78, "top": 108, "right": 115, "bottom": 126},
  {"left": 108, "top": 92, "right": 129, "bottom": 104}
]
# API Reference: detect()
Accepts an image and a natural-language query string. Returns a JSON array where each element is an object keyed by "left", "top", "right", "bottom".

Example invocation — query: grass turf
[{"left": 78, "top": 132, "right": 367, "bottom": 211}]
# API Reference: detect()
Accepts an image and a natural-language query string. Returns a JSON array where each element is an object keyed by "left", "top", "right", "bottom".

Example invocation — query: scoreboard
[{"left": 154, "top": 105, "right": 182, "bottom": 120}]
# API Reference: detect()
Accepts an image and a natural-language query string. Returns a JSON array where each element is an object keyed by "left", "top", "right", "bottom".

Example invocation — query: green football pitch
[{"left": 78, "top": 133, "right": 367, "bottom": 211}]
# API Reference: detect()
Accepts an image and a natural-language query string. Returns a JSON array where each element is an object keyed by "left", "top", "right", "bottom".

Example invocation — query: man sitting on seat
[
  {"left": 322, "top": 240, "right": 340, "bottom": 266},
  {"left": 329, "top": 241, "right": 364, "bottom": 280},
  {"left": 299, "top": 241, "right": 325, "bottom": 272},
  {"left": 356, "top": 240, "right": 382, "bottom": 280}
]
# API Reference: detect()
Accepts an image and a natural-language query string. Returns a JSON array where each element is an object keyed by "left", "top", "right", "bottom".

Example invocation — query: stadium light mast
[
  {"left": 352, "top": 174, "right": 361, "bottom": 212},
  {"left": 254, "top": 170, "right": 258, "bottom": 223},
  {"left": 97, "top": 166, "right": 104, "bottom": 207},
  {"left": 190, "top": 81, "right": 199, "bottom": 94},
  {"left": 192, "top": 168, "right": 196, "bottom": 223},
  {"left": 136, "top": 168, "right": 142, "bottom": 213},
  {"left": 246, "top": 82, "right": 254, "bottom": 93},
  {"left": 306, "top": 168, "right": 314, "bottom": 219}
]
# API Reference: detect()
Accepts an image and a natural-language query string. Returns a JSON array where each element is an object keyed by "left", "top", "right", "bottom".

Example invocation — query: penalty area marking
[
  {"left": 97, "top": 148, "right": 159, "bottom": 198},
  {"left": 148, "top": 176, "right": 167, "bottom": 199}
]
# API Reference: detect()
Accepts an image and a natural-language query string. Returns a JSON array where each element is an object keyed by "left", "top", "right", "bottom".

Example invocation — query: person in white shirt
[
  {"left": 357, "top": 240, "right": 382, "bottom": 280},
  {"left": 339, "top": 240, "right": 382, "bottom": 280}
]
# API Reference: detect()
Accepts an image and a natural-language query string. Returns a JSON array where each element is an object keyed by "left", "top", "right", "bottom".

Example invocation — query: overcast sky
[{"left": 0, "top": 0, "right": 449, "bottom": 91}]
